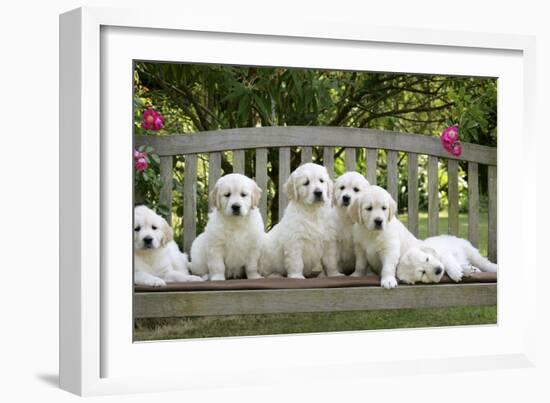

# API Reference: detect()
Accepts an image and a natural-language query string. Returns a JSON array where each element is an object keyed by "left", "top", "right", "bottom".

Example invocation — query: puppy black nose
[
  {"left": 231, "top": 204, "right": 241, "bottom": 213},
  {"left": 435, "top": 267, "right": 443, "bottom": 276},
  {"left": 314, "top": 189, "right": 323, "bottom": 198},
  {"left": 143, "top": 236, "right": 153, "bottom": 245},
  {"left": 342, "top": 195, "right": 351, "bottom": 205},
  {"left": 374, "top": 218, "right": 383, "bottom": 227}
]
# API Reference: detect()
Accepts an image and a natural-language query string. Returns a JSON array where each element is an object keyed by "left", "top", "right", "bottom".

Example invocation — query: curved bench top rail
[{"left": 135, "top": 126, "right": 496, "bottom": 165}]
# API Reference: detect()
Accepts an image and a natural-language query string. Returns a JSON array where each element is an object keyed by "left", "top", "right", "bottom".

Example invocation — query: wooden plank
[
  {"left": 345, "top": 147, "right": 356, "bottom": 172},
  {"left": 301, "top": 146, "right": 313, "bottom": 164},
  {"left": 278, "top": 147, "right": 291, "bottom": 220},
  {"left": 255, "top": 148, "right": 268, "bottom": 224},
  {"left": 134, "top": 283, "right": 497, "bottom": 318},
  {"left": 488, "top": 165, "right": 497, "bottom": 262},
  {"left": 387, "top": 150, "right": 398, "bottom": 203},
  {"left": 428, "top": 156, "right": 439, "bottom": 237},
  {"left": 447, "top": 159, "right": 459, "bottom": 236},
  {"left": 208, "top": 152, "right": 221, "bottom": 210},
  {"left": 407, "top": 153, "right": 419, "bottom": 236},
  {"left": 183, "top": 154, "right": 197, "bottom": 254},
  {"left": 323, "top": 146, "right": 334, "bottom": 177},
  {"left": 159, "top": 156, "right": 173, "bottom": 226},
  {"left": 468, "top": 162, "right": 479, "bottom": 247},
  {"left": 136, "top": 126, "right": 497, "bottom": 165},
  {"left": 366, "top": 148, "right": 377, "bottom": 186},
  {"left": 232, "top": 149, "right": 245, "bottom": 174}
]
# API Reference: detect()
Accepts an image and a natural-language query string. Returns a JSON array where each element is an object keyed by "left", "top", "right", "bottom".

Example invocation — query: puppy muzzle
[{"left": 313, "top": 189, "right": 324, "bottom": 202}]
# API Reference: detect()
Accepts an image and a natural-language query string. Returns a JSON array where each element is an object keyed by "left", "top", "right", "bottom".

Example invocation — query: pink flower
[
  {"left": 440, "top": 125, "right": 462, "bottom": 157},
  {"left": 141, "top": 109, "right": 164, "bottom": 131},
  {"left": 134, "top": 150, "right": 147, "bottom": 160},
  {"left": 135, "top": 157, "right": 148, "bottom": 172}
]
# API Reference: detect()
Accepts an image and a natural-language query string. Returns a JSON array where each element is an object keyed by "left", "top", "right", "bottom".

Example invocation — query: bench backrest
[{"left": 135, "top": 126, "right": 497, "bottom": 261}]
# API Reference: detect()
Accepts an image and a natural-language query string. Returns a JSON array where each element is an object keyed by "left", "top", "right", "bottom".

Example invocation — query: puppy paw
[
  {"left": 327, "top": 272, "right": 345, "bottom": 277},
  {"left": 447, "top": 269, "right": 463, "bottom": 282},
  {"left": 381, "top": 276, "right": 398, "bottom": 289},
  {"left": 247, "top": 273, "right": 264, "bottom": 280},
  {"left": 350, "top": 270, "right": 364, "bottom": 278},
  {"left": 288, "top": 274, "right": 306, "bottom": 280},
  {"left": 209, "top": 274, "right": 226, "bottom": 281},
  {"left": 186, "top": 275, "right": 205, "bottom": 282},
  {"left": 145, "top": 277, "right": 166, "bottom": 287}
]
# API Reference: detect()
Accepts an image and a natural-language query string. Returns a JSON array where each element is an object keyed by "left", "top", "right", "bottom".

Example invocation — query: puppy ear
[
  {"left": 420, "top": 245, "right": 439, "bottom": 259},
  {"left": 387, "top": 196, "right": 397, "bottom": 222},
  {"left": 283, "top": 173, "right": 297, "bottom": 201},
  {"left": 160, "top": 217, "right": 173, "bottom": 247},
  {"left": 251, "top": 182, "right": 262, "bottom": 209},
  {"left": 209, "top": 183, "right": 220, "bottom": 210},
  {"left": 348, "top": 198, "right": 363, "bottom": 224}
]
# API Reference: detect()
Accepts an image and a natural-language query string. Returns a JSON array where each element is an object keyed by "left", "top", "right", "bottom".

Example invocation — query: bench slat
[
  {"left": 134, "top": 283, "right": 497, "bottom": 318},
  {"left": 488, "top": 165, "right": 497, "bottom": 262},
  {"left": 135, "top": 126, "right": 497, "bottom": 165},
  {"left": 428, "top": 155, "right": 439, "bottom": 237},
  {"left": 366, "top": 148, "right": 377, "bottom": 185},
  {"left": 387, "top": 150, "right": 398, "bottom": 204},
  {"left": 468, "top": 162, "right": 479, "bottom": 247},
  {"left": 232, "top": 149, "right": 245, "bottom": 174},
  {"left": 448, "top": 159, "right": 459, "bottom": 236},
  {"left": 208, "top": 152, "right": 221, "bottom": 210},
  {"left": 301, "top": 146, "right": 312, "bottom": 164},
  {"left": 183, "top": 154, "right": 197, "bottom": 253},
  {"left": 323, "top": 146, "right": 334, "bottom": 177},
  {"left": 407, "top": 152, "right": 419, "bottom": 236},
  {"left": 159, "top": 156, "right": 173, "bottom": 226},
  {"left": 345, "top": 147, "right": 356, "bottom": 172},
  {"left": 255, "top": 148, "right": 268, "bottom": 225},
  {"left": 278, "top": 147, "right": 291, "bottom": 220}
]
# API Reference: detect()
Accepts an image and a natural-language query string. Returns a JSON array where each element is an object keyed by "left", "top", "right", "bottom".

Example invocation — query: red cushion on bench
[{"left": 134, "top": 272, "right": 497, "bottom": 292}]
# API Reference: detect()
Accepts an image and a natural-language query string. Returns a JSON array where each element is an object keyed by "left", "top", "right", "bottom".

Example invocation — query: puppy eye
[
  {"left": 353, "top": 187, "right": 359, "bottom": 192},
  {"left": 319, "top": 178, "right": 324, "bottom": 183},
  {"left": 224, "top": 192, "right": 231, "bottom": 197},
  {"left": 241, "top": 192, "right": 247, "bottom": 197},
  {"left": 382, "top": 206, "right": 387, "bottom": 211},
  {"left": 339, "top": 185, "right": 345, "bottom": 190},
  {"left": 134, "top": 226, "right": 141, "bottom": 231},
  {"left": 426, "top": 257, "right": 429, "bottom": 262},
  {"left": 152, "top": 225, "right": 157, "bottom": 230},
  {"left": 304, "top": 180, "right": 310, "bottom": 186},
  {"left": 366, "top": 206, "right": 373, "bottom": 211}
]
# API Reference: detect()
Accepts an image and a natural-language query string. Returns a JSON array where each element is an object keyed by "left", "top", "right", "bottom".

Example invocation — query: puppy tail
[{"left": 465, "top": 243, "right": 497, "bottom": 273}]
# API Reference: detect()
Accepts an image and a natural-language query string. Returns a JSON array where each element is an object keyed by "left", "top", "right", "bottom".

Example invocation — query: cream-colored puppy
[
  {"left": 397, "top": 235, "right": 497, "bottom": 284},
  {"left": 396, "top": 245, "right": 445, "bottom": 284},
  {"left": 349, "top": 186, "right": 420, "bottom": 288},
  {"left": 190, "top": 173, "right": 264, "bottom": 281},
  {"left": 327, "top": 171, "right": 370, "bottom": 275},
  {"left": 134, "top": 205, "right": 203, "bottom": 287},
  {"left": 259, "top": 163, "right": 337, "bottom": 279}
]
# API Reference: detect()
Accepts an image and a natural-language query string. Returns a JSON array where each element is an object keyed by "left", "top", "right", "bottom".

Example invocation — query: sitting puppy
[
  {"left": 134, "top": 205, "right": 203, "bottom": 287},
  {"left": 349, "top": 186, "right": 420, "bottom": 288},
  {"left": 397, "top": 235, "right": 497, "bottom": 284},
  {"left": 190, "top": 173, "right": 264, "bottom": 280},
  {"left": 327, "top": 171, "right": 370, "bottom": 275},
  {"left": 259, "top": 163, "right": 337, "bottom": 279}
]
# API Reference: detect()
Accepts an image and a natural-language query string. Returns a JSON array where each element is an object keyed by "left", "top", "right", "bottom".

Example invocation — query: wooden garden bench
[{"left": 134, "top": 126, "right": 497, "bottom": 319}]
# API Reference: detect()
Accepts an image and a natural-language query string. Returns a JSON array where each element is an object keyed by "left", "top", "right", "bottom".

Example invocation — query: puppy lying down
[
  {"left": 397, "top": 235, "right": 497, "bottom": 284},
  {"left": 134, "top": 205, "right": 203, "bottom": 287}
]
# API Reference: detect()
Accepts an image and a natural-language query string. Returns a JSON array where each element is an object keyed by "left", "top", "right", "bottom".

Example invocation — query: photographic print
[{"left": 132, "top": 62, "right": 497, "bottom": 341}]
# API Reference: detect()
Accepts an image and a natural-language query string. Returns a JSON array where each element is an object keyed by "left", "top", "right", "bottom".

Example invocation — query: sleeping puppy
[
  {"left": 395, "top": 245, "right": 445, "bottom": 284},
  {"left": 134, "top": 205, "right": 203, "bottom": 287},
  {"left": 259, "top": 163, "right": 337, "bottom": 279},
  {"left": 349, "top": 186, "right": 420, "bottom": 288},
  {"left": 190, "top": 173, "right": 264, "bottom": 280},
  {"left": 327, "top": 171, "right": 370, "bottom": 275},
  {"left": 397, "top": 235, "right": 497, "bottom": 284}
]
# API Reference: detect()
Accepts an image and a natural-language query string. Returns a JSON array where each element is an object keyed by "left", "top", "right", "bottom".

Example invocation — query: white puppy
[
  {"left": 396, "top": 245, "right": 445, "bottom": 284},
  {"left": 190, "top": 173, "right": 264, "bottom": 280},
  {"left": 134, "top": 205, "right": 203, "bottom": 287},
  {"left": 397, "top": 235, "right": 497, "bottom": 284},
  {"left": 259, "top": 163, "right": 337, "bottom": 279},
  {"left": 328, "top": 171, "right": 370, "bottom": 275},
  {"left": 349, "top": 186, "right": 420, "bottom": 288}
]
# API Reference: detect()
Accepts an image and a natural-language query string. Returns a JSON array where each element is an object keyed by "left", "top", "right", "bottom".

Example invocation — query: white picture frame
[{"left": 59, "top": 6, "right": 537, "bottom": 396}]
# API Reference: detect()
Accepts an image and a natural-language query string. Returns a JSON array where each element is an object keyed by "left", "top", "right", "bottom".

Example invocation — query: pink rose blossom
[
  {"left": 135, "top": 157, "right": 148, "bottom": 172},
  {"left": 440, "top": 125, "right": 462, "bottom": 157},
  {"left": 141, "top": 109, "right": 164, "bottom": 131}
]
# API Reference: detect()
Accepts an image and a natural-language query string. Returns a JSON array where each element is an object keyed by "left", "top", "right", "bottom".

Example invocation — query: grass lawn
[{"left": 134, "top": 211, "right": 495, "bottom": 341}]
